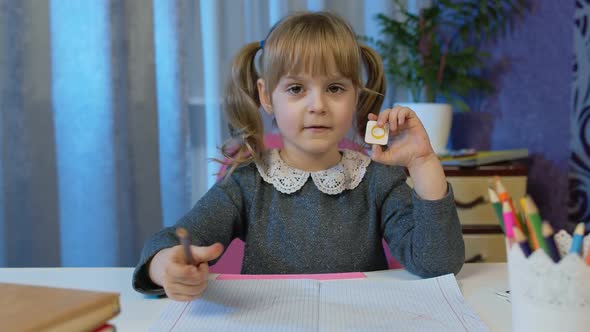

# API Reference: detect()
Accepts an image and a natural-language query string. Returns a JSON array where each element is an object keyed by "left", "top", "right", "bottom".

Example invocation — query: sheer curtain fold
[
  {"left": 0, "top": 0, "right": 183, "bottom": 267},
  {"left": 51, "top": 0, "right": 121, "bottom": 266},
  {"left": 1, "top": 0, "right": 60, "bottom": 267},
  {"left": 153, "top": 0, "right": 191, "bottom": 228}
]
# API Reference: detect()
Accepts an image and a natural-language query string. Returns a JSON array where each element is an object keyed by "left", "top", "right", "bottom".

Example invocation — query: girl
[{"left": 133, "top": 11, "right": 464, "bottom": 301}]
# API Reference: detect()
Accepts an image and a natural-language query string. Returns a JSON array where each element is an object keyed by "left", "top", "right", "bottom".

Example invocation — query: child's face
[{"left": 263, "top": 73, "right": 357, "bottom": 157}]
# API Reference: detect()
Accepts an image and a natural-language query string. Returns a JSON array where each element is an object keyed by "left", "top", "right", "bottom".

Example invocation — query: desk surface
[{"left": 0, "top": 263, "right": 511, "bottom": 332}]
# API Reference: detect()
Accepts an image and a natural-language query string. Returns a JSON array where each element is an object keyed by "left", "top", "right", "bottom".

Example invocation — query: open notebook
[{"left": 150, "top": 274, "right": 489, "bottom": 332}]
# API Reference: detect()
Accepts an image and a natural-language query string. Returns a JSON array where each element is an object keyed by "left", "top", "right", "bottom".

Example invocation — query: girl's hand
[
  {"left": 368, "top": 106, "right": 436, "bottom": 170},
  {"left": 148, "top": 243, "right": 224, "bottom": 301},
  {"left": 369, "top": 106, "right": 448, "bottom": 200}
]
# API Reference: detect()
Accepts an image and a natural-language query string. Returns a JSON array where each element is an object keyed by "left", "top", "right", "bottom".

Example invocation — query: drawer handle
[
  {"left": 465, "top": 254, "right": 484, "bottom": 263},
  {"left": 455, "top": 196, "right": 486, "bottom": 209}
]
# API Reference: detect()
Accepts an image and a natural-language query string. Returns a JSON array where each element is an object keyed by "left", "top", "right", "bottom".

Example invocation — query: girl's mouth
[{"left": 304, "top": 126, "right": 331, "bottom": 132}]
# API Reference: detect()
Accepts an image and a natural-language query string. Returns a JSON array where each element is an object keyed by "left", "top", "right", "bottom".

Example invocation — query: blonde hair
[{"left": 220, "top": 11, "right": 385, "bottom": 177}]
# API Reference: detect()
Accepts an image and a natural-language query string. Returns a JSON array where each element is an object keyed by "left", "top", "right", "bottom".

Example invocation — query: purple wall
[{"left": 450, "top": 1, "right": 575, "bottom": 230}]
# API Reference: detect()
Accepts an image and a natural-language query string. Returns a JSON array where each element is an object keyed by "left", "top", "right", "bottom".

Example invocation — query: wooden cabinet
[
  {"left": 446, "top": 162, "right": 527, "bottom": 263},
  {"left": 408, "top": 162, "right": 527, "bottom": 263}
]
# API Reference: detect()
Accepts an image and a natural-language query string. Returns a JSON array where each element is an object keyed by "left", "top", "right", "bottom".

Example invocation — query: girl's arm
[
  {"left": 376, "top": 165, "right": 465, "bottom": 278},
  {"left": 406, "top": 153, "right": 448, "bottom": 200},
  {"left": 369, "top": 106, "right": 463, "bottom": 277}
]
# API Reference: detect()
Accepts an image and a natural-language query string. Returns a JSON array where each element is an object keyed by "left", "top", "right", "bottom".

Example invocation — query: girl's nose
[{"left": 308, "top": 91, "right": 326, "bottom": 115}]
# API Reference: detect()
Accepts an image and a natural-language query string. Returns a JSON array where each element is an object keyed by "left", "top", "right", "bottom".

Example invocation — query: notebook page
[
  {"left": 149, "top": 279, "right": 319, "bottom": 332},
  {"left": 318, "top": 274, "right": 490, "bottom": 332}
]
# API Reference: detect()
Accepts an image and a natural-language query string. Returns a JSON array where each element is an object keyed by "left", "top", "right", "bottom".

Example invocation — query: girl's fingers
[
  {"left": 370, "top": 106, "right": 415, "bottom": 135},
  {"left": 376, "top": 108, "right": 391, "bottom": 127},
  {"left": 167, "top": 261, "right": 197, "bottom": 278},
  {"left": 169, "top": 272, "right": 204, "bottom": 287},
  {"left": 166, "top": 262, "right": 208, "bottom": 285},
  {"left": 191, "top": 243, "right": 224, "bottom": 263},
  {"left": 166, "top": 281, "right": 207, "bottom": 296},
  {"left": 397, "top": 107, "right": 413, "bottom": 125},
  {"left": 196, "top": 261, "right": 210, "bottom": 275},
  {"left": 167, "top": 285, "right": 206, "bottom": 301},
  {"left": 166, "top": 279, "right": 208, "bottom": 297},
  {"left": 164, "top": 273, "right": 208, "bottom": 300},
  {"left": 397, "top": 108, "right": 407, "bottom": 125},
  {"left": 388, "top": 107, "right": 402, "bottom": 132}
]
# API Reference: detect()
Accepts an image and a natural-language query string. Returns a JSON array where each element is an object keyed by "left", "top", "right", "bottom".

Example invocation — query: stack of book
[
  {"left": 1, "top": 283, "right": 120, "bottom": 332},
  {"left": 439, "top": 148, "right": 529, "bottom": 167}
]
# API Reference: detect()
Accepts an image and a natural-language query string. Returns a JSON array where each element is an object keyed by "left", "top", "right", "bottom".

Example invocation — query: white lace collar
[{"left": 255, "top": 149, "right": 371, "bottom": 195}]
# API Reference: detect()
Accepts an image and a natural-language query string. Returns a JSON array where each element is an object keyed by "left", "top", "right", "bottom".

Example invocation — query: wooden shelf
[{"left": 443, "top": 159, "right": 529, "bottom": 177}]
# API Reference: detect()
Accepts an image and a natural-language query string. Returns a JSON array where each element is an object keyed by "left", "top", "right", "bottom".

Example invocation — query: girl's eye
[
  {"left": 286, "top": 85, "right": 303, "bottom": 94},
  {"left": 328, "top": 85, "right": 345, "bottom": 93}
]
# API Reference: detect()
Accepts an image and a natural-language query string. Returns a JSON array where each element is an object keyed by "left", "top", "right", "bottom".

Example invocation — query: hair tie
[{"left": 259, "top": 40, "right": 265, "bottom": 49}]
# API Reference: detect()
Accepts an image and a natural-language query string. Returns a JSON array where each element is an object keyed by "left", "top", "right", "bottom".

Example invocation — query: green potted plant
[{"left": 365, "top": 0, "right": 531, "bottom": 153}]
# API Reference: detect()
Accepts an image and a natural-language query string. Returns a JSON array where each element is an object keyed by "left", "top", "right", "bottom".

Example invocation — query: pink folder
[{"left": 216, "top": 272, "right": 366, "bottom": 280}]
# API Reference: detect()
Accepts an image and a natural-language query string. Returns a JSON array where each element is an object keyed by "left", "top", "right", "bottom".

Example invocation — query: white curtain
[{"left": 0, "top": 0, "right": 190, "bottom": 266}]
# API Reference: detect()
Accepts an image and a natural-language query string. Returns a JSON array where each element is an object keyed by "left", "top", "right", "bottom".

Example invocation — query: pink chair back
[{"left": 209, "top": 134, "right": 401, "bottom": 273}]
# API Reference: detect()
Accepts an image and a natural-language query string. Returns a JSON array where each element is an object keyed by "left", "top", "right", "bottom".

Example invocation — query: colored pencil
[
  {"left": 541, "top": 222, "right": 561, "bottom": 263},
  {"left": 569, "top": 222, "right": 585, "bottom": 255},
  {"left": 488, "top": 187, "right": 505, "bottom": 233},
  {"left": 502, "top": 201, "right": 516, "bottom": 239},
  {"left": 494, "top": 177, "right": 525, "bottom": 232},
  {"left": 519, "top": 197, "right": 538, "bottom": 250},
  {"left": 523, "top": 196, "right": 547, "bottom": 252},
  {"left": 586, "top": 241, "right": 590, "bottom": 266},
  {"left": 514, "top": 227, "right": 532, "bottom": 257},
  {"left": 176, "top": 227, "right": 196, "bottom": 265}
]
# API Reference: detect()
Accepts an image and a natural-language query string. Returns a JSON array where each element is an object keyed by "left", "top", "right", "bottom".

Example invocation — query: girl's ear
[{"left": 257, "top": 78, "right": 273, "bottom": 115}]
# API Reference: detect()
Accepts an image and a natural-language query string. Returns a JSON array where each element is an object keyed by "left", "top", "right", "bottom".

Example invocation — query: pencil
[
  {"left": 541, "top": 222, "right": 561, "bottom": 263},
  {"left": 586, "top": 240, "right": 590, "bottom": 266},
  {"left": 518, "top": 197, "right": 535, "bottom": 249},
  {"left": 514, "top": 227, "right": 532, "bottom": 257},
  {"left": 502, "top": 201, "right": 516, "bottom": 239},
  {"left": 523, "top": 196, "right": 547, "bottom": 252},
  {"left": 488, "top": 187, "right": 505, "bottom": 233},
  {"left": 494, "top": 177, "right": 525, "bottom": 233},
  {"left": 569, "top": 222, "right": 585, "bottom": 255},
  {"left": 175, "top": 227, "right": 196, "bottom": 265}
]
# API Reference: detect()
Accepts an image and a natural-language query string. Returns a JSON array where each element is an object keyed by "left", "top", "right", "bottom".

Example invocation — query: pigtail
[
  {"left": 219, "top": 42, "right": 265, "bottom": 178},
  {"left": 356, "top": 45, "right": 386, "bottom": 137}
]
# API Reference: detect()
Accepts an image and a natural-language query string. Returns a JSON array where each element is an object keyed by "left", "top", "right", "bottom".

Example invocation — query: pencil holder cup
[{"left": 507, "top": 238, "right": 590, "bottom": 332}]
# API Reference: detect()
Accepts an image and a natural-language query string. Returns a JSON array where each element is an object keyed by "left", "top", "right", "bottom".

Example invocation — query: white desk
[{"left": 0, "top": 263, "right": 511, "bottom": 331}]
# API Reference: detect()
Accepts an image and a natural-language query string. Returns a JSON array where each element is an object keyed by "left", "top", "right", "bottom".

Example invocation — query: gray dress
[{"left": 132, "top": 149, "right": 465, "bottom": 295}]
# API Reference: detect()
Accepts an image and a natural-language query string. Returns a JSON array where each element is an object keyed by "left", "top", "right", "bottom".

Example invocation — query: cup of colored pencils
[
  {"left": 489, "top": 178, "right": 590, "bottom": 331},
  {"left": 507, "top": 229, "right": 590, "bottom": 332}
]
